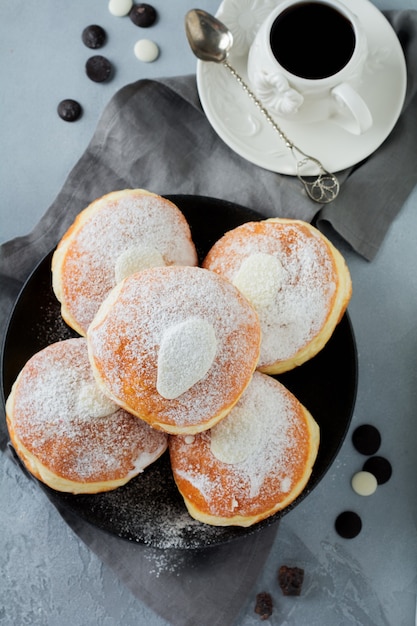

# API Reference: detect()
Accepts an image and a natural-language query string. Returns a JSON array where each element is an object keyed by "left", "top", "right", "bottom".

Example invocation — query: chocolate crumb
[
  {"left": 254, "top": 592, "right": 273, "bottom": 620},
  {"left": 278, "top": 565, "right": 304, "bottom": 596}
]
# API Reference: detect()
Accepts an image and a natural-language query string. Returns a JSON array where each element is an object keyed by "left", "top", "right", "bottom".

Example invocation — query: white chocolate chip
[
  {"left": 108, "top": 0, "right": 133, "bottom": 16},
  {"left": 351, "top": 471, "right": 378, "bottom": 496},
  {"left": 134, "top": 39, "right": 159, "bottom": 62}
]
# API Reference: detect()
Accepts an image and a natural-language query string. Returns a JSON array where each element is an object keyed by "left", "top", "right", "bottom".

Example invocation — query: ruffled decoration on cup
[{"left": 252, "top": 70, "right": 304, "bottom": 116}]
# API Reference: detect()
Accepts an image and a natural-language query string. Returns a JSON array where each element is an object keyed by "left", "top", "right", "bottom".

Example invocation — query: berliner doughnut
[
  {"left": 169, "top": 371, "right": 320, "bottom": 526},
  {"left": 5, "top": 338, "right": 168, "bottom": 494},
  {"left": 52, "top": 189, "right": 198, "bottom": 336},
  {"left": 87, "top": 265, "right": 261, "bottom": 435},
  {"left": 203, "top": 218, "right": 352, "bottom": 373}
]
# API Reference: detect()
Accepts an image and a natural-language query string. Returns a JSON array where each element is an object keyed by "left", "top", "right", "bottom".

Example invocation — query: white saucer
[{"left": 196, "top": 0, "right": 407, "bottom": 175}]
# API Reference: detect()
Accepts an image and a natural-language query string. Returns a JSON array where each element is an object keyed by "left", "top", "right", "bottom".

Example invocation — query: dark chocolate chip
[
  {"left": 363, "top": 456, "right": 392, "bottom": 484},
  {"left": 352, "top": 424, "right": 381, "bottom": 456},
  {"left": 278, "top": 565, "right": 304, "bottom": 595},
  {"left": 82, "top": 25, "right": 106, "bottom": 49},
  {"left": 129, "top": 3, "right": 157, "bottom": 27},
  {"left": 57, "top": 99, "right": 82, "bottom": 122},
  {"left": 335, "top": 511, "right": 362, "bottom": 538},
  {"left": 85, "top": 55, "right": 113, "bottom": 82},
  {"left": 254, "top": 592, "right": 273, "bottom": 620}
]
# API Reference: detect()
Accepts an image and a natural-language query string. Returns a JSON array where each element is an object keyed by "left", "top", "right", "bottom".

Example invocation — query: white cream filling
[
  {"left": 114, "top": 245, "right": 165, "bottom": 283},
  {"left": 210, "top": 403, "right": 261, "bottom": 464},
  {"left": 157, "top": 317, "right": 217, "bottom": 400},
  {"left": 76, "top": 382, "right": 119, "bottom": 419},
  {"left": 232, "top": 252, "right": 285, "bottom": 311}
]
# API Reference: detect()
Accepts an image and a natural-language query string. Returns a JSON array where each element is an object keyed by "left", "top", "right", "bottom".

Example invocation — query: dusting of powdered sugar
[
  {"left": 10, "top": 338, "right": 167, "bottom": 483},
  {"left": 171, "top": 372, "right": 310, "bottom": 516},
  {"left": 87, "top": 266, "right": 260, "bottom": 429},
  {"left": 204, "top": 221, "right": 337, "bottom": 367},
  {"left": 143, "top": 549, "right": 184, "bottom": 578},
  {"left": 57, "top": 192, "right": 197, "bottom": 333}
]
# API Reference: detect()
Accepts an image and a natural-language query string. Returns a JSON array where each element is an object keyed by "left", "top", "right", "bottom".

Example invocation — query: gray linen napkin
[
  {"left": 317, "top": 10, "right": 417, "bottom": 260},
  {"left": 1, "top": 10, "right": 416, "bottom": 626},
  {"left": 57, "top": 504, "right": 279, "bottom": 626}
]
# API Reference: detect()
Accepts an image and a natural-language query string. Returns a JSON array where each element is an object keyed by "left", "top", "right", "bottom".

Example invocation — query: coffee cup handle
[{"left": 331, "top": 82, "right": 373, "bottom": 135}]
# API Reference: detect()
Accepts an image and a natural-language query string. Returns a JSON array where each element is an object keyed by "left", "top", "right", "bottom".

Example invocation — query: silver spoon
[{"left": 185, "top": 8, "right": 340, "bottom": 204}]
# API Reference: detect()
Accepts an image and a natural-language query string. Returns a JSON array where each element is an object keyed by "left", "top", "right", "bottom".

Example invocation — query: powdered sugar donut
[
  {"left": 87, "top": 266, "right": 261, "bottom": 435},
  {"left": 52, "top": 189, "right": 198, "bottom": 336},
  {"left": 5, "top": 338, "right": 167, "bottom": 494},
  {"left": 169, "top": 371, "right": 320, "bottom": 526},
  {"left": 203, "top": 218, "right": 352, "bottom": 373}
]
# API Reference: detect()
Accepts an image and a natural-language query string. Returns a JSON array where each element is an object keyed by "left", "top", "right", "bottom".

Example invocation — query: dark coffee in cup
[{"left": 270, "top": 2, "right": 356, "bottom": 80}]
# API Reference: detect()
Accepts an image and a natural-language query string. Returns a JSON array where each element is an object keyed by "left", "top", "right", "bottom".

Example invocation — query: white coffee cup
[{"left": 247, "top": 0, "right": 373, "bottom": 135}]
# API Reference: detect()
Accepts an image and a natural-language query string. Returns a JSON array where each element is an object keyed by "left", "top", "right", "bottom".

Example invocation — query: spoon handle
[{"left": 223, "top": 61, "right": 340, "bottom": 204}]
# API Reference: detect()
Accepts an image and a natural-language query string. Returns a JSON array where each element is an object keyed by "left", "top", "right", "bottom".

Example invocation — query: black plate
[{"left": 1, "top": 195, "right": 357, "bottom": 549}]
